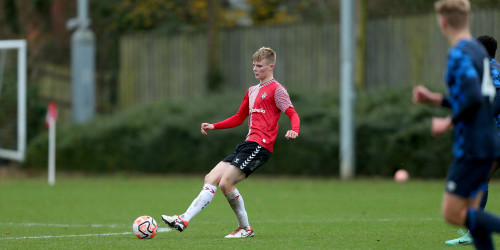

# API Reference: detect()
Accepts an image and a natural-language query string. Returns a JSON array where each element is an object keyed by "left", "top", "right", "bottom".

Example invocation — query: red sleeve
[
  {"left": 213, "top": 91, "right": 249, "bottom": 129},
  {"left": 285, "top": 107, "right": 300, "bottom": 134}
]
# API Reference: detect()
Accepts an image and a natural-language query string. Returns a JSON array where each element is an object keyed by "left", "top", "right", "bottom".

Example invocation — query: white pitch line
[
  {"left": 0, "top": 222, "right": 126, "bottom": 228},
  {"left": 1, "top": 232, "right": 132, "bottom": 240},
  {"left": 1, "top": 217, "right": 441, "bottom": 228},
  {"left": 250, "top": 217, "right": 441, "bottom": 224},
  {"left": 1, "top": 228, "right": 171, "bottom": 240}
]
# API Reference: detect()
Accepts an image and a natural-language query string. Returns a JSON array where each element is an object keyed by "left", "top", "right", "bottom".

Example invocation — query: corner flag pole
[
  {"left": 46, "top": 102, "right": 57, "bottom": 186},
  {"left": 340, "top": 0, "right": 355, "bottom": 179}
]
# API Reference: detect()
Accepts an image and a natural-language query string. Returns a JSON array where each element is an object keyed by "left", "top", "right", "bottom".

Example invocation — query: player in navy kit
[
  {"left": 162, "top": 47, "right": 300, "bottom": 238},
  {"left": 413, "top": 1, "right": 500, "bottom": 249},
  {"left": 416, "top": 34, "right": 500, "bottom": 246},
  {"left": 442, "top": 35, "right": 500, "bottom": 246}
]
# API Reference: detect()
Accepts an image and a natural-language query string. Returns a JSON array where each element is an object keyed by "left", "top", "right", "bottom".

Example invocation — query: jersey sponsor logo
[{"left": 250, "top": 108, "right": 266, "bottom": 114}]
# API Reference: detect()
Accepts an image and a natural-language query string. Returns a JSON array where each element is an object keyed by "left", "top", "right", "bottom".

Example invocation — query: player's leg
[
  {"left": 480, "top": 161, "right": 499, "bottom": 210},
  {"left": 463, "top": 191, "right": 495, "bottom": 249},
  {"left": 180, "top": 161, "right": 231, "bottom": 221},
  {"left": 443, "top": 192, "right": 476, "bottom": 245},
  {"left": 444, "top": 158, "right": 490, "bottom": 246},
  {"left": 450, "top": 159, "right": 500, "bottom": 249},
  {"left": 446, "top": 161, "right": 499, "bottom": 245},
  {"left": 221, "top": 141, "right": 271, "bottom": 238},
  {"left": 162, "top": 161, "right": 229, "bottom": 232},
  {"left": 219, "top": 164, "right": 252, "bottom": 238},
  {"left": 442, "top": 192, "right": 473, "bottom": 226}
]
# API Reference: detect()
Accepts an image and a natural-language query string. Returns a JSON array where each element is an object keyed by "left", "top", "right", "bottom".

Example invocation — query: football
[
  {"left": 394, "top": 169, "right": 409, "bottom": 183},
  {"left": 132, "top": 215, "right": 158, "bottom": 239}
]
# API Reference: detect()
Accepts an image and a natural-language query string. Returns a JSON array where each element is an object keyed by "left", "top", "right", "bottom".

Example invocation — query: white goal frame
[{"left": 0, "top": 40, "right": 27, "bottom": 162}]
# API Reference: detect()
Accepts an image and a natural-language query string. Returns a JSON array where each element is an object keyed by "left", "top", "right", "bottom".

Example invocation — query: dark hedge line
[{"left": 23, "top": 85, "right": 453, "bottom": 177}]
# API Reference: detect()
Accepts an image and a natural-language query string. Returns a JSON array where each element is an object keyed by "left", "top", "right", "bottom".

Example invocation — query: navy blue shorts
[
  {"left": 445, "top": 157, "right": 493, "bottom": 198},
  {"left": 222, "top": 141, "right": 271, "bottom": 177}
]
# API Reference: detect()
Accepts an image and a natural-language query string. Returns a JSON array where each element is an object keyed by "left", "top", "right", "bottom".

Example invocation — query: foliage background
[
  {"left": 2, "top": 0, "right": 496, "bottom": 176},
  {"left": 23, "top": 85, "right": 452, "bottom": 177}
]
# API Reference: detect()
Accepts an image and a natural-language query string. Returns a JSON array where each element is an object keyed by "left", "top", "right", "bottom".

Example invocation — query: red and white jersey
[
  {"left": 214, "top": 79, "right": 296, "bottom": 153},
  {"left": 246, "top": 79, "right": 293, "bottom": 152}
]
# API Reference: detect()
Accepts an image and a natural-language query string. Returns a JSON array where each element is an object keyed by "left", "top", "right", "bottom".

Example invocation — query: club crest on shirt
[{"left": 261, "top": 92, "right": 267, "bottom": 100}]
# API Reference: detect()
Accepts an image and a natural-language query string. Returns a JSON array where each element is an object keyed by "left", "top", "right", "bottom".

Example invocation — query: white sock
[
  {"left": 226, "top": 188, "right": 250, "bottom": 229},
  {"left": 181, "top": 184, "right": 217, "bottom": 222}
]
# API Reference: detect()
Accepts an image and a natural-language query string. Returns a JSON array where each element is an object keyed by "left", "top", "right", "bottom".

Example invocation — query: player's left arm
[
  {"left": 285, "top": 107, "right": 300, "bottom": 139},
  {"left": 275, "top": 85, "right": 300, "bottom": 139},
  {"left": 491, "top": 65, "right": 500, "bottom": 116},
  {"left": 432, "top": 116, "right": 453, "bottom": 136},
  {"left": 449, "top": 60, "right": 484, "bottom": 124}
]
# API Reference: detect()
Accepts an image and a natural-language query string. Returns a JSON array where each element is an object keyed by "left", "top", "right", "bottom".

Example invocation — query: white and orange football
[{"left": 132, "top": 215, "right": 158, "bottom": 239}]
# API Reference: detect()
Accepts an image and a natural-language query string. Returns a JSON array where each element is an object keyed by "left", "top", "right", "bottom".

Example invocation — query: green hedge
[{"left": 23, "top": 85, "right": 452, "bottom": 177}]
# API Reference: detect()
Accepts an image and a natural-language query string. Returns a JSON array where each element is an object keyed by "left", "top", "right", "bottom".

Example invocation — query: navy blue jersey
[
  {"left": 491, "top": 59, "right": 500, "bottom": 131},
  {"left": 445, "top": 39, "right": 496, "bottom": 160}
]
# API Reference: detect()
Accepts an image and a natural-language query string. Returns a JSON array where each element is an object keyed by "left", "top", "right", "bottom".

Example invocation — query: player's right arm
[
  {"left": 412, "top": 85, "right": 445, "bottom": 106},
  {"left": 201, "top": 91, "right": 250, "bottom": 135}
]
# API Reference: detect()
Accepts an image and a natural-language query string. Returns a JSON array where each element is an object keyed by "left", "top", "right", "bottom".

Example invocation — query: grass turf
[{"left": 1, "top": 175, "right": 499, "bottom": 249}]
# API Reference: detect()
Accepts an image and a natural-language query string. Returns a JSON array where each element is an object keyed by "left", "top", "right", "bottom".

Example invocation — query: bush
[{"left": 23, "top": 85, "right": 453, "bottom": 177}]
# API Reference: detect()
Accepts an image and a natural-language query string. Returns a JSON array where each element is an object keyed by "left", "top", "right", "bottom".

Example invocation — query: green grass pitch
[{"left": 1, "top": 175, "right": 499, "bottom": 249}]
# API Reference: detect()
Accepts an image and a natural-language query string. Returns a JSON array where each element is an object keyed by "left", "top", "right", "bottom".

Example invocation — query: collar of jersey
[{"left": 260, "top": 79, "right": 276, "bottom": 87}]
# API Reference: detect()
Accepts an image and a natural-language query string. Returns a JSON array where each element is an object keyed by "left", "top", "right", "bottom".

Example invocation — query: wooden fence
[
  {"left": 119, "top": 9, "right": 500, "bottom": 109},
  {"left": 38, "top": 8, "right": 500, "bottom": 112},
  {"left": 37, "top": 63, "right": 115, "bottom": 123},
  {"left": 366, "top": 9, "right": 500, "bottom": 89},
  {"left": 119, "top": 22, "right": 340, "bottom": 108}
]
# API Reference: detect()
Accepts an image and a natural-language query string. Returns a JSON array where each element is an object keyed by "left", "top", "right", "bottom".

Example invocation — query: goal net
[{"left": 0, "top": 40, "right": 27, "bottom": 162}]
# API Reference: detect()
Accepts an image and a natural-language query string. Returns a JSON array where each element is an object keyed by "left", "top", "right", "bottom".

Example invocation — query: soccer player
[
  {"left": 413, "top": 0, "right": 500, "bottom": 249},
  {"left": 161, "top": 47, "right": 300, "bottom": 238},
  {"left": 443, "top": 35, "right": 500, "bottom": 246}
]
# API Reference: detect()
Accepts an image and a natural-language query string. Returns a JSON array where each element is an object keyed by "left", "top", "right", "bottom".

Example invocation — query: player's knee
[
  {"left": 204, "top": 173, "right": 219, "bottom": 186},
  {"left": 218, "top": 179, "right": 234, "bottom": 194},
  {"left": 442, "top": 209, "right": 464, "bottom": 226},
  {"left": 443, "top": 213, "right": 459, "bottom": 225},
  {"left": 218, "top": 180, "right": 229, "bottom": 193}
]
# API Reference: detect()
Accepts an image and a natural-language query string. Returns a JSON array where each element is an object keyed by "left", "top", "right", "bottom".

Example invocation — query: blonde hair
[
  {"left": 252, "top": 47, "right": 276, "bottom": 64},
  {"left": 434, "top": 0, "right": 470, "bottom": 29}
]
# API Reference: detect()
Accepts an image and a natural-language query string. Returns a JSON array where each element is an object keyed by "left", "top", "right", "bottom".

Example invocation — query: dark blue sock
[
  {"left": 466, "top": 209, "right": 494, "bottom": 250},
  {"left": 473, "top": 209, "right": 500, "bottom": 232},
  {"left": 470, "top": 227, "right": 494, "bottom": 250},
  {"left": 480, "top": 189, "right": 489, "bottom": 211}
]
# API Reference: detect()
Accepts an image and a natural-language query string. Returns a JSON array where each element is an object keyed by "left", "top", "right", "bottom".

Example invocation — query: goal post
[{"left": 0, "top": 40, "right": 27, "bottom": 162}]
